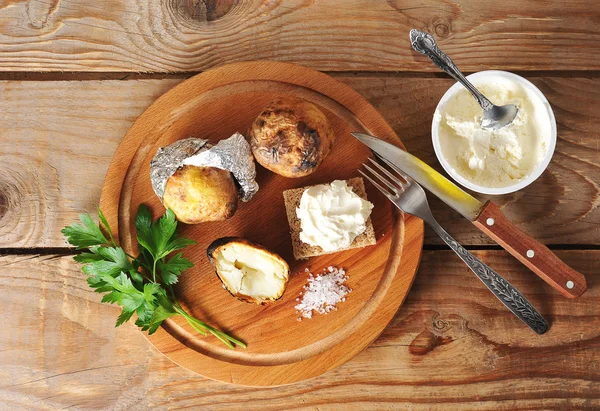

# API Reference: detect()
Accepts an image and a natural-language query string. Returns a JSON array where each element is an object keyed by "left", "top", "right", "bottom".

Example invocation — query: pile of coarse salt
[{"left": 295, "top": 266, "right": 351, "bottom": 320}]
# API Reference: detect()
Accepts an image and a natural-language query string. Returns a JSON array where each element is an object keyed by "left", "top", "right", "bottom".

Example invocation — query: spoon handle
[{"left": 410, "top": 29, "right": 493, "bottom": 111}]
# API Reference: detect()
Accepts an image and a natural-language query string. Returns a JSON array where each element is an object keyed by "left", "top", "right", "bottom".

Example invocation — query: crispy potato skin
[
  {"left": 207, "top": 237, "right": 290, "bottom": 305},
  {"left": 249, "top": 97, "right": 336, "bottom": 178},
  {"left": 163, "top": 165, "right": 238, "bottom": 224}
]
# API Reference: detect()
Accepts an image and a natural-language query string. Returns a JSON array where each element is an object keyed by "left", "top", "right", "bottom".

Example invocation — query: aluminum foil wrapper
[{"left": 150, "top": 133, "right": 259, "bottom": 202}]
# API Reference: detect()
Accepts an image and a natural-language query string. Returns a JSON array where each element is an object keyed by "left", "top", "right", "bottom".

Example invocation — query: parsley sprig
[{"left": 62, "top": 205, "right": 246, "bottom": 349}]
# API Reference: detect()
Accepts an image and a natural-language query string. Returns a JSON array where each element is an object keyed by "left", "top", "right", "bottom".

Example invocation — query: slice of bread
[{"left": 282, "top": 177, "right": 376, "bottom": 260}]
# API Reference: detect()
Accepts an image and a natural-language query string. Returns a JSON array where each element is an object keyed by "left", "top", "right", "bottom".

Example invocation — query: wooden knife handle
[{"left": 473, "top": 201, "right": 587, "bottom": 298}]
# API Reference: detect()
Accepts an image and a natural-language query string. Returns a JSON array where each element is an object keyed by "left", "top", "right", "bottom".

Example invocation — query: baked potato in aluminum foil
[{"left": 150, "top": 133, "right": 258, "bottom": 224}]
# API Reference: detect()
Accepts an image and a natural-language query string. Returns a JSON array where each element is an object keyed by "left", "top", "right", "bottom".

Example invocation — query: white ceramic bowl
[{"left": 431, "top": 70, "right": 557, "bottom": 195}]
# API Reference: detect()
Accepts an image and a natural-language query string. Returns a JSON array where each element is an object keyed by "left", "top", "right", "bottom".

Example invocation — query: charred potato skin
[
  {"left": 207, "top": 237, "right": 290, "bottom": 305},
  {"left": 163, "top": 165, "right": 238, "bottom": 224},
  {"left": 249, "top": 97, "right": 336, "bottom": 178}
]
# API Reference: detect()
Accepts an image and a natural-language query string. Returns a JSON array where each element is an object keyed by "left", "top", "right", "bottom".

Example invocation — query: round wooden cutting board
[{"left": 99, "top": 61, "right": 424, "bottom": 386}]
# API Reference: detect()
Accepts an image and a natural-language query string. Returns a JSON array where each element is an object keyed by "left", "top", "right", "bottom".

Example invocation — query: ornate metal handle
[
  {"left": 429, "top": 219, "right": 549, "bottom": 334},
  {"left": 409, "top": 29, "right": 493, "bottom": 111}
]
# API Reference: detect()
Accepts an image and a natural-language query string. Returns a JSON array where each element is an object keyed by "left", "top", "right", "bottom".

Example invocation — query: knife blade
[
  {"left": 352, "top": 132, "right": 482, "bottom": 220},
  {"left": 352, "top": 132, "right": 587, "bottom": 298}
]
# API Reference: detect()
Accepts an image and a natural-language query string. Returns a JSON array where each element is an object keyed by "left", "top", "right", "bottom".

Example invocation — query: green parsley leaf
[
  {"left": 99, "top": 273, "right": 158, "bottom": 328},
  {"left": 145, "top": 306, "right": 177, "bottom": 335},
  {"left": 135, "top": 204, "right": 155, "bottom": 256},
  {"left": 135, "top": 205, "right": 195, "bottom": 260},
  {"left": 81, "top": 246, "right": 133, "bottom": 278},
  {"left": 137, "top": 300, "right": 176, "bottom": 335},
  {"left": 143, "top": 282, "right": 161, "bottom": 303},
  {"left": 116, "top": 309, "right": 136, "bottom": 327},
  {"left": 62, "top": 214, "right": 109, "bottom": 249},
  {"left": 129, "top": 269, "right": 144, "bottom": 287},
  {"left": 158, "top": 253, "right": 193, "bottom": 285},
  {"left": 86, "top": 275, "right": 113, "bottom": 293},
  {"left": 97, "top": 208, "right": 116, "bottom": 245},
  {"left": 73, "top": 246, "right": 104, "bottom": 263},
  {"left": 106, "top": 273, "right": 146, "bottom": 311},
  {"left": 134, "top": 247, "right": 154, "bottom": 273},
  {"left": 154, "top": 209, "right": 177, "bottom": 257},
  {"left": 157, "top": 237, "right": 196, "bottom": 260}
]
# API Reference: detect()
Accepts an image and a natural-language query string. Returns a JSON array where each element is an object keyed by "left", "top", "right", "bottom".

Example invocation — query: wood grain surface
[
  {"left": 1, "top": 76, "right": 598, "bottom": 248},
  {"left": 1, "top": 0, "right": 599, "bottom": 406},
  {"left": 0, "top": 79, "right": 178, "bottom": 248},
  {"left": 2, "top": 1, "right": 599, "bottom": 407},
  {"left": 0, "top": 0, "right": 599, "bottom": 73},
  {"left": 1, "top": 251, "right": 597, "bottom": 410}
]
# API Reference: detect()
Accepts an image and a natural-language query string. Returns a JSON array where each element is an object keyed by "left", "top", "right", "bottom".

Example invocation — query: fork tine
[
  {"left": 363, "top": 162, "right": 401, "bottom": 195},
  {"left": 367, "top": 157, "right": 407, "bottom": 189},
  {"left": 375, "top": 154, "right": 413, "bottom": 185},
  {"left": 358, "top": 169, "right": 397, "bottom": 202}
]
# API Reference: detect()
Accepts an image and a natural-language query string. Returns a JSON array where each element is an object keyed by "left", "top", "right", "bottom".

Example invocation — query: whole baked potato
[
  {"left": 248, "top": 97, "right": 336, "bottom": 178},
  {"left": 162, "top": 165, "right": 238, "bottom": 224}
]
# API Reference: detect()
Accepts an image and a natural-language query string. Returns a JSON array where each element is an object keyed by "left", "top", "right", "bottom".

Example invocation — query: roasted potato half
[
  {"left": 207, "top": 237, "right": 290, "bottom": 304},
  {"left": 248, "top": 97, "right": 336, "bottom": 178},
  {"left": 163, "top": 165, "right": 238, "bottom": 224}
]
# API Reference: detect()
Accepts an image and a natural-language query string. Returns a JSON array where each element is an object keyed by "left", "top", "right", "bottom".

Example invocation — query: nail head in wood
[
  {"left": 566, "top": 280, "right": 574, "bottom": 289},
  {"left": 486, "top": 218, "right": 494, "bottom": 226},
  {"left": 526, "top": 250, "right": 535, "bottom": 258}
]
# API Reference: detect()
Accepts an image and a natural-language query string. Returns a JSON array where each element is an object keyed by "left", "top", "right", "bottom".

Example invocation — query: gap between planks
[
  {"left": 1, "top": 70, "right": 600, "bottom": 82},
  {"left": 2, "top": 244, "right": 599, "bottom": 257}
]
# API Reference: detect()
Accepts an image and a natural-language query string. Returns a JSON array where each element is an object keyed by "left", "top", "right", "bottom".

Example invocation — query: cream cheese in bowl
[{"left": 432, "top": 71, "right": 557, "bottom": 195}]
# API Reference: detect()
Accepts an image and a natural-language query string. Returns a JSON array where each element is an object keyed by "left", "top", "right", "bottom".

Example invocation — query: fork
[{"left": 360, "top": 157, "right": 549, "bottom": 335}]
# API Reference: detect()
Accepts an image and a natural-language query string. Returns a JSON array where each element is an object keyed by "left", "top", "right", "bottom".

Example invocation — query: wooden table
[{"left": 1, "top": 1, "right": 598, "bottom": 409}]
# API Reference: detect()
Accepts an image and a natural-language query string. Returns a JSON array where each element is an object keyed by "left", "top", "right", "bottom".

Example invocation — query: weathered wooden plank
[
  {"left": 1, "top": 251, "right": 597, "bottom": 410},
  {"left": 0, "top": 79, "right": 180, "bottom": 247},
  {"left": 0, "top": 0, "right": 600, "bottom": 72},
  {"left": 0, "top": 76, "right": 598, "bottom": 248}
]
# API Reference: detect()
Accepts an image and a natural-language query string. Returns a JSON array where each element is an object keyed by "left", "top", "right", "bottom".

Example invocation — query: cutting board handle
[{"left": 473, "top": 201, "right": 587, "bottom": 298}]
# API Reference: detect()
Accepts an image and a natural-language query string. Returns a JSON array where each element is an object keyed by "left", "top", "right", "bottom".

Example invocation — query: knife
[{"left": 352, "top": 132, "right": 587, "bottom": 298}]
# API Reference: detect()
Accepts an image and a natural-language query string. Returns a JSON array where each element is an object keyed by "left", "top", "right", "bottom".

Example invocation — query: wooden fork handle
[{"left": 473, "top": 201, "right": 587, "bottom": 298}]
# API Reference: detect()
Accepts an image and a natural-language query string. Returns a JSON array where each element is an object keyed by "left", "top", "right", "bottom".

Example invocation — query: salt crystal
[{"left": 294, "top": 266, "right": 351, "bottom": 319}]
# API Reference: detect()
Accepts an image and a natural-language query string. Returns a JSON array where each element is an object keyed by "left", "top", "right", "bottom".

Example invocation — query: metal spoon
[{"left": 409, "top": 29, "right": 518, "bottom": 130}]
